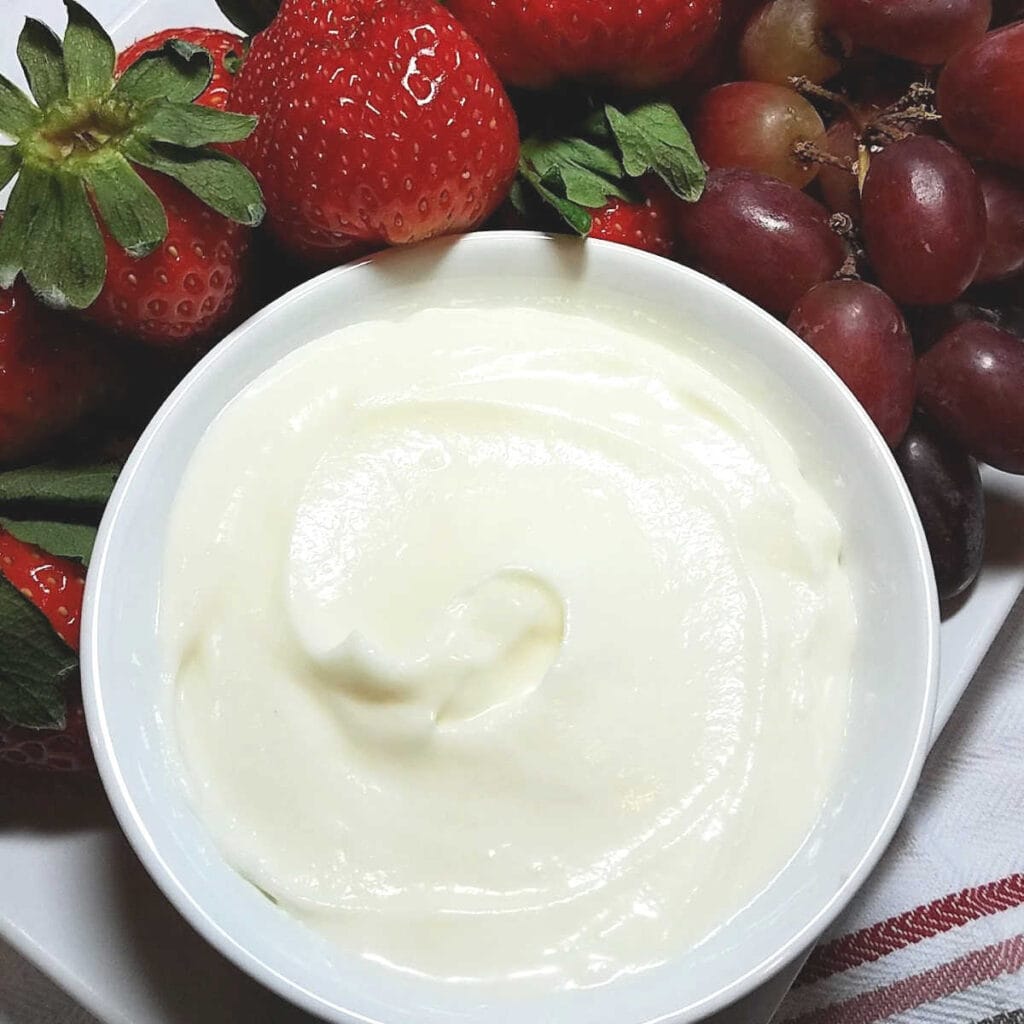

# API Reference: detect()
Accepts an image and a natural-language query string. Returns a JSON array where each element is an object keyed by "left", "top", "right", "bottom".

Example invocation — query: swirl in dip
[{"left": 162, "top": 305, "right": 854, "bottom": 993}]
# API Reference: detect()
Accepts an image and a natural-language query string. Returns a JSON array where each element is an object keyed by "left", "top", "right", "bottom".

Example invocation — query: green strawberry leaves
[
  {"left": 17, "top": 20, "right": 68, "bottom": 108},
  {"left": 0, "top": 462, "right": 121, "bottom": 511},
  {"left": 138, "top": 101, "right": 258, "bottom": 147},
  {"left": 0, "top": 577, "right": 78, "bottom": 730},
  {"left": 83, "top": 154, "right": 168, "bottom": 259},
  {"left": 0, "top": 4, "right": 264, "bottom": 312},
  {"left": 0, "top": 518, "right": 98, "bottom": 566},
  {"left": 112, "top": 40, "right": 213, "bottom": 105},
  {"left": 518, "top": 101, "right": 706, "bottom": 234},
  {"left": 0, "top": 74, "right": 40, "bottom": 138},
  {"left": 0, "top": 147, "right": 20, "bottom": 191},
  {"left": 63, "top": 0, "right": 115, "bottom": 101},
  {"left": 0, "top": 462, "right": 116, "bottom": 730}
]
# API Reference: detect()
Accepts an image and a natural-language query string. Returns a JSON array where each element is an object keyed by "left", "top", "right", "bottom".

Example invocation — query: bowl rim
[{"left": 82, "top": 230, "right": 941, "bottom": 1024}]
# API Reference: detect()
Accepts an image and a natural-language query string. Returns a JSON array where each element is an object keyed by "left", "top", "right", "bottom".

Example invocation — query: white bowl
[{"left": 82, "top": 232, "right": 940, "bottom": 1024}]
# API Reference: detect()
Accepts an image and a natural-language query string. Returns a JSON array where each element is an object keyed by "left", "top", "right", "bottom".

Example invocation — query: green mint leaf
[
  {"left": 0, "top": 146, "right": 21, "bottom": 192},
  {"left": 0, "top": 462, "right": 121, "bottom": 513},
  {"left": 215, "top": 0, "right": 282, "bottom": 36},
  {"left": 0, "top": 576, "right": 77, "bottom": 730},
  {"left": 581, "top": 107, "right": 612, "bottom": 143},
  {"left": 0, "top": 163, "right": 50, "bottom": 290},
  {"left": 137, "top": 100, "right": 258, "bottom": 147},
  {"left": 519, "top": 159, "right": 592, "bottom": 235},
  {"left": 0, "top": 518, "right": 97, "bottom": 566},
  {"left": 605, "top": 102, "right": 706, "bottom": 202},
  {"left": 112, "top": 41, "right": 213, "bottom": 105},
  {"left": 125, "top": 139, "right": 265, "bottom": 226},
  {"left": 0, "top": 73, "right": 41, "bottom": 139},
  {"left": 17, "top": 19, "right": 68, "bottom": 108},
  {"left": 524, "top": 136, "right": 625, "bottom": 183},
  {"left": 508, "top": 178, "right": 529, "bottom": 218},
  {"left": 22, "top": 171, "right": 106, "bottom": 310},
  {"left": 521, "top": 136, "right": 630, "bottom": 209},
  {"left": 83, "top": 153, "right": 168, "bottom": 258},
  {"left": 62, "top": 0, "right": 116, "bottom": 101}
]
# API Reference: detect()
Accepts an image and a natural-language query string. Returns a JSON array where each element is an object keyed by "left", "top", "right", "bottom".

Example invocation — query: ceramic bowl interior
[{"left": 83, "top": 232, "right": 939, "bottom": 1024}]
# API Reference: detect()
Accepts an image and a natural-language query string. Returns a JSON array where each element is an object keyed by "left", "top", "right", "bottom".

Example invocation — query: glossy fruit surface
[
  {"left": 446, "top": 0, "right": 722, "bottom": 89},
  {"left": 691, "top": 82, "right": 826, "bottom": 188},
  {"left": 826, "top": 0, "right": 991, "bottom": 65},
  {"left": 787, "top": 279, "right": 914, "bottom": 446},
  {"left": 0, "top": 280, "right": 110, "bottom": 465},
  {"left": 861, "top": 136, "right": 986, "bottom": 305},
  {"left": 917, "top": 320, "right": 1024, "bottom": 472},
  {"left": 739, "top": 0, "right": 840, "bottom": 85},
  {"left": 818, "top": 117, "right": 861, "bottom": 218},
  {"left": 230, "top": 0, "right": 519, "bottom": 265},
  {"left": 676, "top": 168, "right": 845, "bottom": 314},
  {"left": 84, "top": 172, "right": 252, "bottom": 347},
  {"left": 896, "top": 417, "right": 985, "bottom": 602},
  {"left": 938, "top": 22, "right": 1024, "bottom": 170},
  {"left": 587, "top": 182, "right": 677, "bottom": 258},
  {"left": 974, "top": 165, "right": 1024, "bottom": 284}
]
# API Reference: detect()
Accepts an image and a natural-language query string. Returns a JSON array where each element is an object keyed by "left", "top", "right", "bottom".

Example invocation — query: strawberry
[
  {"left": 227, "top": 0, "right": 519, "bottom": 266},
  {"left": 587, "top": 181, "right": 677, "bottom": 258},
  {"left": 0, "top": 528, "right": 91, "bottom": 772},
  {"left": 84, "top": 170, "right": 253, "bottom": 347},
  {"left": 116, "top": 28, "right": 245, "bottom": 111},
  {"left": 445, "top": 0, "right": 722, "bottom": 90},
  {"left": 1, "top": 273, "right": 111, "bottom": 466},
  {"left": 0, "top": 530, "right": 84, "bottom": 648},
  {"left": 0, "top": 3, "right": 264, "bottom": 346}
]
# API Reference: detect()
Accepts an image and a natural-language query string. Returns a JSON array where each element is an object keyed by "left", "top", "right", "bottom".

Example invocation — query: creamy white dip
[{"left": 162, "top": 305, "right": 854, "bottom": 993}]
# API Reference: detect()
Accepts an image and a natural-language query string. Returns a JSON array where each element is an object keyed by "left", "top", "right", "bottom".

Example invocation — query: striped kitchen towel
[{"left": 776, "top": 599, "right": 1024, "bottom": 1024}]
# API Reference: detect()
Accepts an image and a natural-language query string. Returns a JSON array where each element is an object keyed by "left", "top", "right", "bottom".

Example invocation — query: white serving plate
[{"left": 2, "top": 2, "right": 1023, "bottom": 1022}]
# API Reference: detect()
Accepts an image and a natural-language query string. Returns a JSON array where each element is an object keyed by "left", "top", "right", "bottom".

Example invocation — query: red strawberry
[
  {"left": 0, "top": 275, "right": 111, "bottom": 466},
  {"left": 228, "top": 0, "right": 519, "bottom": 266},
  {"left": 0, "top": 529, "right": 91, "bottom": 773},
  {"left": 445, "top": 0, "right": 722, "bottom": 90},
  {"left": 116, "top": 28, "right": 246, "bottom": 111},
  {"left": 84, "top": 171, "right": 253, "bottom": 348},
  {"left": 0, "top": 5, "right": 264, "bottom": 347},
  {"left": 587, "top": 182, "right": 677, "bottom": 258}
]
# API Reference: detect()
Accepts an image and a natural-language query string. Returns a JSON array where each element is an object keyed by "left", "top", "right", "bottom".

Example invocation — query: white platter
[{"left": 2, "top": 1, "right": 1024, "bottom": 1021}]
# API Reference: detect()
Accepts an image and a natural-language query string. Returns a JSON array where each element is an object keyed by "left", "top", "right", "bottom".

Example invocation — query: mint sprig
[{"left": 518, "top": 101, "right": 706, "bottom": 234}]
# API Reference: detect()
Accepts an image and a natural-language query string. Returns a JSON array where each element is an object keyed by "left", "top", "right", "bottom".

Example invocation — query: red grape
[
  {"left": 825, "top": 0, "right": 991, "bottom": 66},
  {"left": 676, "top": 168, "right": 846, "bottom": 314},
  {"left": 896, "top": 416, "right": 985, "bottom": 602},
  {"left": 974, "top": 165, "right": 1024, "bottom": 284},
  {"left": 787, "top": 279, "right": 914, "bottom": 446},
  {"left": 938, "top": 22, "right": 1024, "bottom": 171},
  {"left": 907, "top": 300, "right": 1024, "bottom": 354},
  {"left": 861, "top": 136, "right": 986, "bottom": 306},
  {"left": 690, "top": 82, "right": 826, "bottom": 188},
  {"left": 917, "top": 320, "right": 1024, "bottom": 473},
  {"left": 818, "top": 117, "right": 861, "bottom": 218},
  {"left": 740, "top": 0, "right": 841, "bottom": 86}
]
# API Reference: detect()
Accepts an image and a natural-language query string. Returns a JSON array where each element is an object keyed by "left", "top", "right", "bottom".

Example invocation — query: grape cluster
[{"left": 678, "top": 1, "right": 1024, "bottom": 601}]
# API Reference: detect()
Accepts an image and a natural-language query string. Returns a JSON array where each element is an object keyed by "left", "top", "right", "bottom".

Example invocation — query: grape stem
[
  {"left": 829, "top": 212, "right": 865, "bottom": 280},
  {"left": 788, "top": 76, "right": 860, "bottom": 122},
  {"left": 792, "top": 139, "right": 855, "bottom": 173}
]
